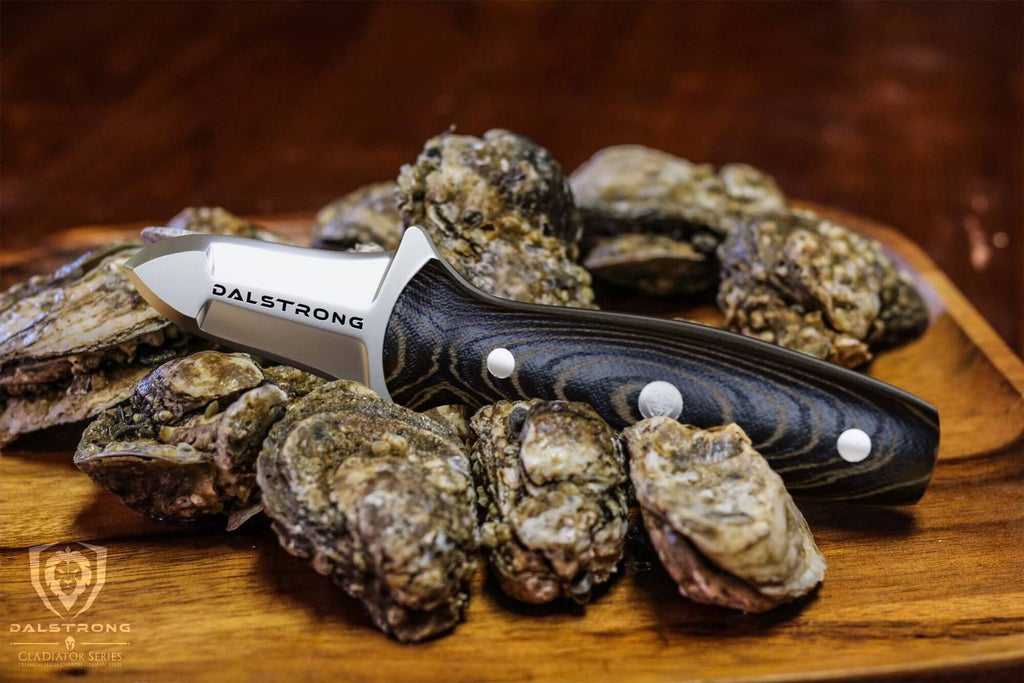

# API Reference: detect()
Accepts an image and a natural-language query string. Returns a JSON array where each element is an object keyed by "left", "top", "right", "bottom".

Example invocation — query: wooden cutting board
[{"left": 2, "top": 206, "right": 1022, "bottom": 682}]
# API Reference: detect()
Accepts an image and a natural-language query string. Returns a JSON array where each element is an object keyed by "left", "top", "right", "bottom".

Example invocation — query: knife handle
[{"left": 382, "top": 258, "right": 939, "bottom": 504}]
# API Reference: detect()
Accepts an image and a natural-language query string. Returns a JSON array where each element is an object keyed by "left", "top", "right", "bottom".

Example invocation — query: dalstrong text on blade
[{"left": 211, "top": 283, "right": 365, "bottom": 329}]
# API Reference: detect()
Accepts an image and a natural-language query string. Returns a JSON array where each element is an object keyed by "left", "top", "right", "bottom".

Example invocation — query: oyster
[
  {"left": 622, "top": 418, "right": 825, "bottom": 612},
  {"left": 582, "top": 233, "right": 717, "bottom": 296},
  {"left": 257, "top": 381, "right": 478, "bottom": 642},
  {"left": 168, "top": 206, "right": 293, "bottom": 243},
  {"left": 261, "top": 365, "right": 328, "bottom": 399},
  {"left": 470, "top": 400, "right": 629, "bottom": 604},
  {"left": 717, "top": 209, "right": 928, "bottom": 367},
  {"left": 313, "top": 181, "right": 403, "bottom": 252},
  {"left": 397, "top": 129, "right": 596, "bottom": 308},
  {"left": 0, "top": 210, "right": 293, "bottom": 446},
  {"left": 1, "top": 242, "right": 198, "bottom": 446},
  {"left": 873, "top": 274, "right": 932, "bottom": 350},
  {"left": 73, "top": 352, "right": 317, "bottom": 523},
  {"left": 423, "top": 404, "right": 471, "bottom": 445},
  {"left": 570, "top": 145, "right": 787, "bottom": 295}
]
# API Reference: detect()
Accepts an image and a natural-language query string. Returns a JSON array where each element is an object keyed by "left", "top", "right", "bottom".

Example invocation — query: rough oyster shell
[
  {"left": 397, "top": 128, "right": 596, "bottom": 308},
  {"left": 73, "top": 352, "right": 320, "bottom": 523},
  {"left": 423, "top": 404, "right": 471, "bottom": 445},
  {"left": 470, "top": 400, "right": 629, "bottom": 604},
  {"left": 168, "top": 206, "right": 293, "bottom": 244},
  {"left": 583, "top": 233, "right": 717, "bottom": 296},
  {"left": 570, "top": 145, "right": 787, "bottom": 295},
  {"left": 717, "top": 209, "right": 928, "bottom": 367},
  {"left": 1, "top": 242, "right": 197, "bottom": 446},
  {"left": 1, "top": 208, "right": 293, "bottom": 446},
  {"left": 313, "top": 181, "right": 403, "bottom": 252},
  {"left": 260, "top": 365, "right": 328, "bottom": 399},
  {"left": 257, "top": 381, "right": 478, "bottom": 643},
  {"left": 622, "top": 418, "right": 825, "bottom": 612}
]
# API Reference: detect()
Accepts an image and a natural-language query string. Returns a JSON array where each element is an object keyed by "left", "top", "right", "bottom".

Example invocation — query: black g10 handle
[{"left": 382, "top": 258, "right": 939, "bottom": 504}]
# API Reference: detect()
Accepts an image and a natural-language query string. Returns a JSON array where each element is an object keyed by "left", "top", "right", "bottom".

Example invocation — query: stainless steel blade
[{"left": 123, "top": 227, "right": 441, "bottom": 397}]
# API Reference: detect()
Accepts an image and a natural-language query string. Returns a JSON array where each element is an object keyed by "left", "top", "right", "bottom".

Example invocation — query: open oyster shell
[
  {"left": 313, "top": 181, "right": 403, "bottom": 252},
  {"left": 470, "top": 400, "right": 629, "bottom": 604},
  {"left": 717, "top": 209, "right": 928, "bottom": 367},
  {"left": 74, "top": 352, "right": 322, "bottom": 524},
  {"left": 257, "top": 381, "right": 478, "bottom": 643},
  {"left": 397, "top": 128, "right": 596, "bottom": 309},
  {"left": 622, "top": 418, "right": 825, "bottom": 612},
  {"left": 570, "top": 145, "right": 788, "bottom": 296}
]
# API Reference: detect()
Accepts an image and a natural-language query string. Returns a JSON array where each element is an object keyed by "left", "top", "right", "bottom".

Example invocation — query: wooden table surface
[
  {"left": 1, "top": 210, "right": 1023, "bottom": 681},
  {"left": 1, "top": 1, "right": 1022, "bottom": 355}
]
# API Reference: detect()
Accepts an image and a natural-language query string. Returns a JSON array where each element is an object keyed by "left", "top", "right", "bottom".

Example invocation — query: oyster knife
[{"left": 124, "top": 227, "right": 939, "bottom": 504}]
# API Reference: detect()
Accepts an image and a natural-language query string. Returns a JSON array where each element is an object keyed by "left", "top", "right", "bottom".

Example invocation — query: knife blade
[{"left": 124, "top": 226, "right": 939, "bottom": 504}]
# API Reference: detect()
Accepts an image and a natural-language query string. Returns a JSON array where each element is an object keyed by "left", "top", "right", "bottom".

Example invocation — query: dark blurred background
[{"left": 2, "top": 1, "right": 1022, "bottom": 354}]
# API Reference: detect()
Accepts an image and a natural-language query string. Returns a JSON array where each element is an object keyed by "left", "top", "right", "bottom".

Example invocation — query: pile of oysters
[{"left": 1, "top": 129, "right": 929, "bottom": 642}]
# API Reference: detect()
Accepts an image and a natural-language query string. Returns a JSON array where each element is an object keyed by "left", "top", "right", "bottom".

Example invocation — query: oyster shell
[
  {"left": 622, "top": 418, "right": 825, "bottom": 612},
  {"left": 717, "top": 209, "right": 928, "bottom": 367},
  {"left": 397, "top": 129, "right": 596, "bottom": 308},
  {"left": 260, "top": 365, "right": 328, "bottom": 399},
  {"left": 470, "top": 400, "right": 629, "bottom": 604},
  {"left": 583, "top": 233, "right": 717, "bottom": 296},
  {"left": 1, "top": 210, "right": 292, "bottom": 446},
  {"left": 1, "top": 242, "right": 198, "bottom": 446},
  {"left": 313, "top": 181, "right": 403, "bottom": 252},
  {"left": 257, "top": 381, "right": 478, "bottom": 643},
  {"left": 423, "top": 404, "right": 471, "bottom": 445},
  {"left": 570, "top": 145, "right": 787, "bottom": 295},
  {"left": 873, "top": 274, "right": 932, "bottom": 350},
  {"left": 168, "top": 206, "right": 293, "bottom": 244},
  {"left": 73, "top": 351, "right": 314, "bottom": 523}
]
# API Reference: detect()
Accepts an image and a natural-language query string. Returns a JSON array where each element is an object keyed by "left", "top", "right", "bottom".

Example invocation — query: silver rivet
[
  {"left": 638, "top": 381, "right": 683, "bottom": 420},
  {"left": 837, "top": 429, "right": 872, "bottom": 463},
  {"left": 486, "top": 347, "right": 515, "bottom": 379}
]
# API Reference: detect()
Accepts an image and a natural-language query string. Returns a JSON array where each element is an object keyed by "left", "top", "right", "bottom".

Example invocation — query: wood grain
[{"left": 1, "top": 213, "right": 1023, "bottom": 681}]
